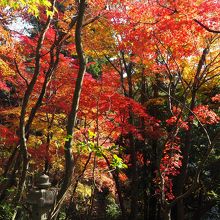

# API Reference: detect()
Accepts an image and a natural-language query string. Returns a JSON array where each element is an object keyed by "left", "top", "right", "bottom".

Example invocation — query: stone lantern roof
[{"left": 35, "top": 174, "right": 51, "bottom": 189}]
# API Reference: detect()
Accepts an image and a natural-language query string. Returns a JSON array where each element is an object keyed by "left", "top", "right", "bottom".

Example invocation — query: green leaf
[
  {"left": 193, "top": 120, "right": 199, "bottom": 127},
  {"left": 111, "top": 154, "right": 127, "bottom": 170},
  {"left": 64, "top": 134, "right": 72, "bottom": 141}
]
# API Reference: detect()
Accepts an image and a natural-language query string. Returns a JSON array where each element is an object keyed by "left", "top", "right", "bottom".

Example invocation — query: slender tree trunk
[
  {"left": 175, "top": 90, "right": 196, "bottom": 220},
  {"left": 65, "top": 153, "right": 92, "bottom": 220},
  {"left": 0, "top": 151, "right": 20, "bottom": 201},
  {"left": 113, "top": 171, "right": 126, "bottom": 219},
  {"left": 123, "top": 60, "right": 138, "bottom": 220},
  {"left": 102, "top": 154, "right": 126, "bottom": 218},
  {"left": 174, "top": 48, "right": 208, "bottom": 219},
  {"left": 98, "top": 166, "right": 127, "bottom": 219},
  {"left": 161, "top": 207, "right": 171, "bottom": 220},
  {"left": 0, "top": 146, "right": 19, "bottom": 200},
  {"left": 13, "top": 7, "right": 54, "bottom": 205},
  {"left": 129, "top": 133, "right": 138, "bottom": 220},
  {"left": 2, "top": 145, "right": 19, "bottom": 177},
  {"left": 48, "top": 1, "right": 87, "bottom": 219},
  {"left": 149, "top": 140, "right": 159, "bottom": 220}
]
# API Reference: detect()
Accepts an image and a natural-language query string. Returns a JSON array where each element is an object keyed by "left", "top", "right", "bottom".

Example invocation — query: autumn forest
[{"left": 0, "top": 0, "right": 219, "bottom": 219}]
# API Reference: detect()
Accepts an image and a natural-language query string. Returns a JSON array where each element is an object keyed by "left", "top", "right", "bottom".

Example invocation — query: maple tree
[{"left": 0, "top": 0, "right": 220, "bottom": 220}]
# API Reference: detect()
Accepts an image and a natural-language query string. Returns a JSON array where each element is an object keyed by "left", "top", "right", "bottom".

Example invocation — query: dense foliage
[{"left": 0, "top": 0, "right": 219, "bottom": 219}]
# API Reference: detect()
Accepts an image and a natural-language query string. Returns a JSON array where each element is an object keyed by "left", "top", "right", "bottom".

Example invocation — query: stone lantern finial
[{"left": 35, "top": 174, "right": 51, "bottom": 189}]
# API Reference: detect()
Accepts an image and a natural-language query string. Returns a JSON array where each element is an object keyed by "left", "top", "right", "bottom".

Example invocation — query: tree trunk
[
  {"left": 161, "top": 207, "right": 171, "bottom": 220},
  {"left": 13, "top": 7, "right": 54, "bottom": 205},
  {"left": 102, "top": 153, "right": 126, "bottom": 218},
  {"left": 175, "top": 92, "right": 196, "bottom": 220},
  {"left": 48, "top": 1, "right": 87, "bottom": 219},
  {"left": 129, "top": 133, "right": 138, "bottom": 220}
]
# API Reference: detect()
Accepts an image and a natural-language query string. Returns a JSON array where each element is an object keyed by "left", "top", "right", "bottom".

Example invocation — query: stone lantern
[{"left": 27, "top": 174, "right": 57, "bottom": 220}]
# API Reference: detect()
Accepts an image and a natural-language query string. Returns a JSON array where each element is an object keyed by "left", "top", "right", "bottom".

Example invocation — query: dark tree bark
[
  {"left": 102, "top": 153, "right": 126, "bottom": 218},
  {"left": 14, "top": 4, "right": 55, "bottom": 204},
  {"left": 48, "top": 1, "right": 87, "bottom": 219},
  {"left": 174, "top": 48, "right": 209, "bottom": 220}
]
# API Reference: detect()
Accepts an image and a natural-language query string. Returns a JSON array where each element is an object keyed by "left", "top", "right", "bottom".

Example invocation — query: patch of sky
[{"left": 8, "top": 17, "right": 33, "bottom": 36}]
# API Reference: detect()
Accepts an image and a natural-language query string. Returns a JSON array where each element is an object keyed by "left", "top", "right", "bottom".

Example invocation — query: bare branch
[
  {"left": 14, "top": 59, "right": 28, "bottom": 87},
  {"left": 194, "top": 19, "right": 220, "bottom": 34}
]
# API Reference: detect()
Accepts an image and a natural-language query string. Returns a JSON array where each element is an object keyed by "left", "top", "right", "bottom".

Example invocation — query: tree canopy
[{"left": 0, "top": 0, "right": 219, "bottom": 220}]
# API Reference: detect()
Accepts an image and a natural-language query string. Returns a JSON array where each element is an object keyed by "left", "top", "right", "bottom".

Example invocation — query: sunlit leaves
[
  {"left": 193, "top": 105, "right": 220, "bottom": 125},
  {"left": 111, "top": 154, "right": 128, "bottom": 170},
  {"left": 0, "top": 0, "right": 52, "bottom": 16}
]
